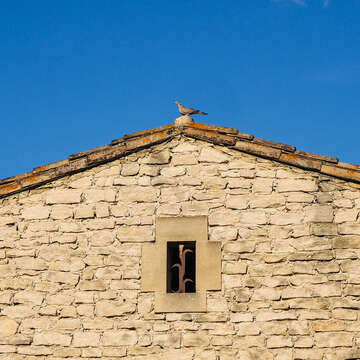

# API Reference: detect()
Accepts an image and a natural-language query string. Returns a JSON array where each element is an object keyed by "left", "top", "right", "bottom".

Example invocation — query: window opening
[{"left": 167, "top": 242, "right": 196, "bottom": 293}]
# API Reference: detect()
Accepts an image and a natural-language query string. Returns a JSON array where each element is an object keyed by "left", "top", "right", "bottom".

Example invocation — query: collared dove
[{"left": 175, "top": 101, "right": 208, "bottom": 116}]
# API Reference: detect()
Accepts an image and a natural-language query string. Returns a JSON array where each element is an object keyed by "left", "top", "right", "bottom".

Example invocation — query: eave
[{"left": 1, "top": 122, "right": 359, "bottom": 199}]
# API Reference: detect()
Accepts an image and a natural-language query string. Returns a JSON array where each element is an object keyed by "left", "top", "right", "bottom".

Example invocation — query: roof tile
[
  {"left": 295, "top": 150, "right": 338, "bottom": 164},
  {"left": 0, "top": 120, "right": 359, "bottom": 199},
  {"left": 321, "top": 164, "right": 360, "bottom": 183},
  {"left": 253, "top": 138, "right": 296, "bottom": 152},
  {"left": 234, "top": 140, "right": 281, "bottom": 160},
  {"left": 185, "top": 122, "right": 238, "bottom": 135},
  {"left": 183, "top": 127, "right": 236, "bottom": 146},
  {"left": 280, "top": 153, "right": 322, "bottom": 171}
]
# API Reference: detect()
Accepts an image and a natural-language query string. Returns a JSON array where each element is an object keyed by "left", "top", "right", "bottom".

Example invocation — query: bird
[{"left": 175, "top": 101, "right": 208, "bottom": 116}]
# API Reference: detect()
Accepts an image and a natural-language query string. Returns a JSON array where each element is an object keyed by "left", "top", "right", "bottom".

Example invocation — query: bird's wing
[{"left": 181, "top": 105, "right": 198, "bottom": 113}]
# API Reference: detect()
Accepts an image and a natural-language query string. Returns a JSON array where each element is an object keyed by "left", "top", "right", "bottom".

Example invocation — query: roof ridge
[{"left": 1, "top": 122, "right": 359, "bottom": 198}]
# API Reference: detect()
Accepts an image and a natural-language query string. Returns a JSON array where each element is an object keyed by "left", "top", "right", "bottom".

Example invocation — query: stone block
[
  {"left": 46, "top": 190, "right": 82, "bottom": 204},
  {"left": 72, "top": 331, "right": 100, "bottom": 347},
  {"left": 225, "top": 195, "right": 248, "bottom": 210},
  {"left": 55, "top": 318, "right": 81, "bottom": 330},
  {"left": 0, "top": 318, "right": 18, "bottom": 337},
  {"left": 224, "top": 241, "right": 255, "bottom": 253},
  {"left": 33, "top": 332, "right": 72, "bottom": 346},
  {"left": 210, "top": 226, "right": 237, "bottom": 241},
  {"left": 209, "top": 209, "right": 240, "bottom": 225},
  {"left": 239, "top": 211, "right": 267, "bottom": 224},
  {"left": 267, "top": 335, "right": 292, "bottom": 348},
  {"left": 14, "top": 257, "right": 47, "bottom": 270},
  {"left": 304, "top": 205, "right": 334, "bottom": 223},
  {"left": 86, "top": 218, "right": 115, "bottom": 230},
  {"left": 311, "top": 223, "right": 337, "bottom": 236},
  {"left": 79, "top": 280, "right": 106, "bottom": 291},
  {"left": 277, "top": 179, "right": 317, "bottom": 193},
  {"left": 338, "top": 223, "right": 360, "bottom": 235},
  {"left": 199, "top": 147, "right": 229, "bottom": 163},
  {"left": 223, "top": 262, "right": 248, "bottom": 275},
  {"left": 117, "top": 186, "right": 158, "bottom": 202},
  {"left": 153, "top": 333, "right": 181, "bottom": 348},
  {"left": 116, "top": 226, "right": 153, "bottom": 242},
  {"left": 47, "top": 271, "right": 79, "bottom": 285},
  {"left": 334, "top": 209, "right": 358, "bottom": 223},
  {"left": 172, "top": 153, "right": 198, "bottom": 165},
  {"left": 50, "top": 205, "right": 73, "bottom": 219},
  {"left": 142, "top": 150, "right": 170, "bottom": 164},
  {"left": 74, "top": 205, "right": 94, "bottom": 219},
  {"left": 250, "top": 194, "right": 285, "bottom": 208},
  {"left": 84, "top": 189, "right": 116, "bottom": 203},
  {"left": 13, "top": 291, "right": 44, "bottom": 306},
  {"left": 96, "top": 300, "right": 136, "bottom": 316},
  {"left": 22, "top": 206, "right": 50, "bottom": 220},
  {"left": 315, "top": 332, "right": 353, "bottom": 347},
  {"left": 121, "top": 163, "right": 139, "bottom": 176},
  {"left": 183, "top": 332, "right": 210, "bottom": 346}
]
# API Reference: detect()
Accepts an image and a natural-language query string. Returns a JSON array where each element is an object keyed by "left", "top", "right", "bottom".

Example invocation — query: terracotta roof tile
[
  {"left": 0, "top": 121, "right": 359, "bottom": 198},
  {"left": 295, "top": 150, "right": 338, "bottom": 164}
]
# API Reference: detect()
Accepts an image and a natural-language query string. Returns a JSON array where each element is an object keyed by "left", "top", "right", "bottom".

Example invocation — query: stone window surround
[{"left": 141, "top": 216, "right": 221, "bottom": 312}]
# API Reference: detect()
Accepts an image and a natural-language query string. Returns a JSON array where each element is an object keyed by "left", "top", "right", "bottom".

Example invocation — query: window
[
  {"left": 167, "top": 242, "right": 196, "bottom": 293},
  {"left": 141, "top": 216, "right": 221, "bottom": 312}
]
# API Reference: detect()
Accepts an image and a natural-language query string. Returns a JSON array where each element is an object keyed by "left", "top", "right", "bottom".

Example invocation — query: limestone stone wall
[{"left": 0, "top": 136, "right": 360, "bottom": 359}]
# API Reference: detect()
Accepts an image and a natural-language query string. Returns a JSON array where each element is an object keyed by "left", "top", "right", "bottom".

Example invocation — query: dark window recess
[{"left": 167, "top": 242, "right": 196, "bottom": 293}]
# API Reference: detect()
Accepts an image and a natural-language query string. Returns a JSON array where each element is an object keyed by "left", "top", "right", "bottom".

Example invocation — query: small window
[{"left": 167, "top": 242, "right": 196, "bottom": 293}]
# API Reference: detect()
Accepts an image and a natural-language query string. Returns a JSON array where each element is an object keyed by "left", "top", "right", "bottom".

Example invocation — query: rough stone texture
[{"left": 0, "top": 136, "right": 359, "bottom": 358}]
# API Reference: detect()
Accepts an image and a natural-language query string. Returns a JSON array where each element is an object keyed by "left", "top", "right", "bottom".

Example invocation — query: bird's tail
[{"left": 199, "top": 112, "right": 208, "bottom": 115}]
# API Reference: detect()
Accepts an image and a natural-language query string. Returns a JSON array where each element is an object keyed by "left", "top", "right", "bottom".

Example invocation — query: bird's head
[{"left": 174, "top": 101, "right": 180, "bottom": 105}]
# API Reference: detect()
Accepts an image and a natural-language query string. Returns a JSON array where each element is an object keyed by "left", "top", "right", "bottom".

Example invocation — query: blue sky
[{"left": 1, "top": 0, "right": 359, "bottom": 179}]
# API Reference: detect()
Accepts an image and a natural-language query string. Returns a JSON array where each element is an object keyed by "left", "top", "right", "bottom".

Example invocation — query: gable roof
[{"left": 1, "top": 122, "right": 359, "bottom": 199}]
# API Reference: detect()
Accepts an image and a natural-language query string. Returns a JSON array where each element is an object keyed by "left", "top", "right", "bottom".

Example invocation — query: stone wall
[{"left": 0, "top": 136, "right": 360, "bottom": 359}]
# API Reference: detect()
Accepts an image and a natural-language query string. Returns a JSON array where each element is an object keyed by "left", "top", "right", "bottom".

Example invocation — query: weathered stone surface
[
  {"left": 239, "top": 211, "right": 267, "bottom": 225},
  {"left": 46, "top": 190, "right": 82, "bottom": 204},
  {"left": 153, "top": 333, "right": 181, "bottom": 348},
  {"left": 72, "top": 332, "right": 101, "bottom": 347},
  {"left": 225, "top": 195, "right": 248, "bottom": 209},
  {"left": 84, "top": 189, "right": 116, "bottom": 203},
  {"left": 1, "top": 135, "right": 360, "bottom": 357},
  {"left": 116, "top": 226, "right": 153, "bottom": 242},
  {"left": 199, "top": 147, "right": 230, "bottom": 163},
  {"left": 210, "top": 226, "right": 237, "bottom": 241},
  {"left": 50, "top": 205, "right": 73, "bottom": 219},
  {"left": 143, "top": 150, "right": 170, "bottom": 164},
  {"left": 22, "top": 206, "right": 50, "bottom": 219},
  {"left": 33, "top": 332, "right": 72, "bottom": 346},
  {"left": 96, "top": 300, "right": 136, "bottom": 316},
  {"left": 14, "top": 257, "right": 48, "bottom": 270},
  {"left": 338, "top": 223, "right": 360, "bottom": 235},
  {"left": 183, "top": 332, "right": 210, "bottom": 346},
  {"left": 315, "top": 332, "right": 353, "bottom": 347},
  {"left": 277, "top": 179, "right": 317, "bottom": 193},
  {"left": 74, "top": 205, "right": 94, "bottom": 218},
  {"left": 249, "top": 194, "right": 285, "bottom": 208},
  {"left": 223, "top": 262, "right": 247, "bottom": 274},
  {"left": 209, "top": 210, "right": 240, "bottom": 225},
  {"left": 0, "top": 318, "right": 18, "bottom": 337},
  {"left": 102, "top": 330, "right": 137, "bottom": 346},
  {"left": 334, "top": 209, "right": 358, "bottom": 223},
  {"left": 267, "top": 335, "right": 292, "bottom": 348},
  {"left": 333, "top": 236, "right": 360, "bottom": 249},
  {"left": 46, "top": 271, "right": 79, "bottom": 285},
  {"left": 224, "top": 241, "right": 255, "bottom": 253},
  {"left": 121, "top": 163, "right": 140, "bottom": 176},
  {"left": 172, "top": 153, "right": 198, "bottom": 165},
  {"left": 117, "top": 186, "right": 157, "bottom": 202}
]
